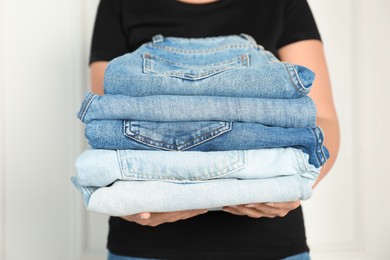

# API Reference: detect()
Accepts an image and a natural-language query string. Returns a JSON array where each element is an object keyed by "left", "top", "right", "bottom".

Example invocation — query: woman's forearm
[{"left": 278, "top": 40, "right": 340, "bottom": 187}]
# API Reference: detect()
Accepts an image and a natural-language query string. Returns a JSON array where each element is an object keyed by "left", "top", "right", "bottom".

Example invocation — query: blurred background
[{"left": 0, "top": 0, "right": 389, "bottom": 259}]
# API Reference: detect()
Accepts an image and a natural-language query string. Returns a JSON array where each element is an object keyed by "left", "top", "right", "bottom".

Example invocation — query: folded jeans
[
  {"left": 72, "top": 147, "right": 320, "bottom": 216},
  {"left": 103, "top": 34, "right": 315, "bottom": 99},
  {"left": 78, "top": 93, "right": 316, "bottom": 128},
  {"left": 85, "top": 120, "right": 328, "bottom": 167}
]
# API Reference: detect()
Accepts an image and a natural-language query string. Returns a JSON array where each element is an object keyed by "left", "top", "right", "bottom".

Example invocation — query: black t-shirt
[{"left": 90, "top": 0, "right": 321, "bottom": 259}]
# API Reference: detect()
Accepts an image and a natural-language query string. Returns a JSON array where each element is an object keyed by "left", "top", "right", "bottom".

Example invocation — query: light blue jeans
[
  {"left": 71, "top": 148, "right": 319, "bottom": 216},
  {"left": 103, "top": 34, "right": 315, "bottom": 99},
  {"left": 85, "top": 120, "right": 328, "bottom": 168},
  {"left": 78, "top": 92, "right": 316, "bottom": 128},
  {"left": 107, "top": 251, "right": 310, "bottom": 260}
]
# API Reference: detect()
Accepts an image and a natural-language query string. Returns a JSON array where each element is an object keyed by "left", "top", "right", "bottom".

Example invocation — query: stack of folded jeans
[{"left": 71, "top": 34, "right": 329, "bottom": 216}]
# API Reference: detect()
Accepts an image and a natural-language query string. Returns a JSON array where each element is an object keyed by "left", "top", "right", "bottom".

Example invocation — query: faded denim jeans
[
  {"left": 73, "top": 34, "right": 322, "bottom": 218},
  {"left": 78, "top": 93, "right": 316, "bottom": 128},
  {"left": 85, "top": 120, "right": 328, "bottom": 168},
  {"left": 103, "top": 34, "right": 315, "bottom": 99},
  {"left": 72, "top": 147, "right": 320, "bottom": 216}
]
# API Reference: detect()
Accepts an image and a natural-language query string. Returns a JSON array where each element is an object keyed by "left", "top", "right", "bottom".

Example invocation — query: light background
[{"left": 0, "top": 0, "right": 389, "bottom": 259}]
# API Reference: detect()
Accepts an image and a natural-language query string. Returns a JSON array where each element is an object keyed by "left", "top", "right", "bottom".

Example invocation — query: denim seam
[
  {"left": 84, "top": 186, "right": 94, "bottom": 196},
  {"left": 263, "top": 50, "right": 279, "bottom": 63},
  {"left": 117, "top": 150, "right": 246, "bottom": 181},
  {"left": 284, "top": 63, "right": 308, "bottom": 95},
  {"left": 142, "top": 52, "right": 151, "bottom": 74},
  {"left": 294, "top": 148, "right": 320, "bottom": 178},
  {"left": 242, "top": 149, "right": 248, "bottom": 172},
  {"left": 116, "top": 150, "right": 128, "bottom": 180},
  {"left": 309, "top": 127, "right": 321, "bottom": 166},
  {"left": 292, "top": 148, "right": 310, "bottom": 174},
  {"left": 143, "top": 53, "right": 248, "bottom": 68},
  {"left": 80, "top": 185, "right": 93, "bottom": 206},
  {"left": 310, "top": 127, "right": 326, "bottom": 166},
  {"left": 161, "top": 66, "right": 244, "bottom": 80},
  {"left": 124, "top": 121, "right": 231, "bottom": 151},
  {"left": 145, "top": 43, "right": 252, "bottom": 54},
  {"left": 143, "top": 53, "right": 249, "bottom": 80},
  {"left": 291, "top": 64, "right": 308, "bottom": 92},
  {"left": 180, "top": 122, "right": 233, "bottom": 151},
  {"left": 157, "top": 34, "right": 246, "bottom": 43},
  {"left": 239, "top": 33, "right": 258, "bottom": 46},
  {"left": 77, "top": 92, "right": 97, "bottom": 122},
  {"left": 317, "top": 126, "right": 328, "bottom": 164}
]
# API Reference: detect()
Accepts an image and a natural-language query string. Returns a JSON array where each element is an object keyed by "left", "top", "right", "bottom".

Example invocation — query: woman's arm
[
  {"left": 223, "top": 39, "right": 340, "bottom": 218},
  {"left": 278, "top": 39, "right": 340, "bottom": 187},
  {"left": 90, "top": 61, "right": 108, "bottom": 95}
]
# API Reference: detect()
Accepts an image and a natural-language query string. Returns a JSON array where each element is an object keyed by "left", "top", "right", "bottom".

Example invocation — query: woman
[{"left": 89, "top": 0, "right": 340, "bottom": 259}]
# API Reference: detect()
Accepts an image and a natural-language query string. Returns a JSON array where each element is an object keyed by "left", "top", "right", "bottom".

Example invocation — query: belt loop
[
  {"left": 239, "top": 33, "right": 258, "bottom": 46},
  {"left": 152, "top": 34, "right": 164, "bottom": 44}
]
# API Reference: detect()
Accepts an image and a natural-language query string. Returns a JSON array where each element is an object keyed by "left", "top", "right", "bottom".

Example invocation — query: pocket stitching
[
  {"left": 143, "top": 53, "right": 249, "bottom": 80},
  {"left": 124, "top": 121, "right": 232, "bottom": 151},
  {"left": 144, "top": 53, "right": 248, "bottom": 68},
  {"left": 145, "top": 43, "right": 251, "bottom": 54},
  {"left": 119, "top": 150, "right": 246, "bottom": 181}
]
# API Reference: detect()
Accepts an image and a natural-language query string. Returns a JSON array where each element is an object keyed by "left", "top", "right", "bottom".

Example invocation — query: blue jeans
[
  {"left": 103, "top": 34, "right": 315, "bottom": 99},
  {"left": 107, "top": 251, "right": 310, "bottom": 260},
  {"left": 78, "top": 92, "right": 316, "bottom": 128},
  {"left": 85, "top": 120, "right": 328, "bottom": 168},
  {"left": 72, "top": 147, "right": 320, "bottom": 216}
]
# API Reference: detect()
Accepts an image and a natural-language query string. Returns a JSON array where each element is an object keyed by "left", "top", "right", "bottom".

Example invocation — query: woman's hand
[
  {"left": 222, "top": 201, "right": 301, "bottom": 218},
  {"left": 120, "top": 209, "right": 208, "bottom": 227}
]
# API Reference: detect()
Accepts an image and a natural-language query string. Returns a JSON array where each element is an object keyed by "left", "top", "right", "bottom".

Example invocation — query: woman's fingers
[{"left": 223, "top": 201, "right": 301, "bottom": 218}]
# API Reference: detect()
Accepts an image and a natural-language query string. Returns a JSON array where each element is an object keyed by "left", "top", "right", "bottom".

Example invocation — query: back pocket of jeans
[
  {"left": 124, "top": 120, "right": 231, "bottom": 151},
  {"left": 117, "top": 149, "right": 246, "bottom": 182},
  {"left": 142, "top": 53, "right": 249, "bottom": 80}
]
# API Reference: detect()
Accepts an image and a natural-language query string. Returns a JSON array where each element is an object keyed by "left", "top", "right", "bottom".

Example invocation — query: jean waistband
[{"left": 145, "top": 34, "right": 262, "bottom": 53}]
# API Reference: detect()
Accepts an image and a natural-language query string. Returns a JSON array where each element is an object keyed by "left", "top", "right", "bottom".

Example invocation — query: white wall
[
  {"left": 304, "top": 1, "right": 390, "bottom": 259},
  {"left": 0, "top": 0, "right": 389, "bottom": 259}
]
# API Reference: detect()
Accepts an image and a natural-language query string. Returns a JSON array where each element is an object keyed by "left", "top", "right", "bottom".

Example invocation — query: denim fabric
[
  {"left": 71, "top": 147, "right": 320, "bottom": 216},
  {"left": 85, "top": 120, "right": 328, "bottom": 167},
  {"left": 78, "top": 92, "right": 316, "bottom": 128},
  {"left": 103, "top": 34, "right": 315, "bottom": 99}
]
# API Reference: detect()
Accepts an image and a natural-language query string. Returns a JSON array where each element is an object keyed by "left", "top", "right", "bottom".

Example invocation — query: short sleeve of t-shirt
[
  {"left": 277, "top": 0, "right": 321, "bottom": 49},
  {"left": 89, "top": 0, "right": 321, "bottom": 65},
  {"left": 89, "top": 0, "right": 129, "bottom": 64}
]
